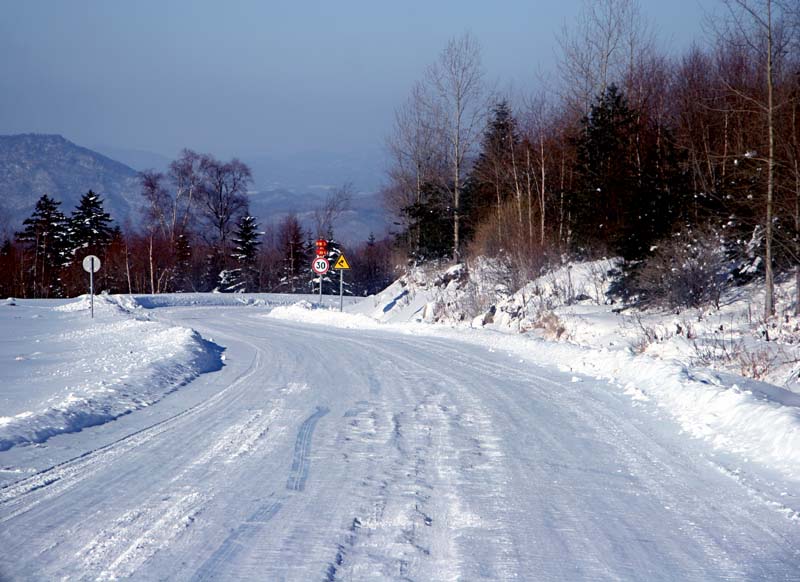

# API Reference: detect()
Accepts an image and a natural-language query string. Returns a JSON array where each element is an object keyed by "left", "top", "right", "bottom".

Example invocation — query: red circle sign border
[{"left": 312, "top": 257, "right": 330, "bottom": 275}]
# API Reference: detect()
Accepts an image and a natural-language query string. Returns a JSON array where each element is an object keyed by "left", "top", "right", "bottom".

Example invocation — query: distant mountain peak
[{"left": 0, "top": 134, "right": 141, "bottom": 230}]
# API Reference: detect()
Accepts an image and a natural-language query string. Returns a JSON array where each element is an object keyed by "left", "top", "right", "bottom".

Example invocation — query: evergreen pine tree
[
  {"left": 68, "top": 190, "right": 114, "bottom": 254},
  {"left": 466, "top": 100, "right": 520, "bottom": 237},
  {"left": 0, "top": 239, "right": 20, "bottom": 298},
  {"left": 221, "top": 215, "right": 263, "bottom": 292},
  {"left": 400, "top": 181, "right": 454, "bottom": 263},
  {"left": 16, "top": 194, "right": 70, "bottom": 297},
  {"left": 572, "top": 84, "right": 687, "bottom": 259},
  {"left": 572, "top": 84, "right": 638, "bottom": 256},
  {"left": 360, "top": 233, "right": 392, "bottom": 296},
  {"left": 173, "top": 233, "right": 193, "bottom": 292}
]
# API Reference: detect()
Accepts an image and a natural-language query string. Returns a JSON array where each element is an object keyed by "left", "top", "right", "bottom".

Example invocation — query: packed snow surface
[{"left": 1, "top": 289, "right": 800, "bottom": 579}]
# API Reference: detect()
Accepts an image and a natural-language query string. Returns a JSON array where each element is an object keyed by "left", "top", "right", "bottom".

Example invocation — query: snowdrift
[
  {"left": 0, "top": 295, "right": 222, "bottom": 451},
  {"left": 129, "top": 292, "right": 359, "bottom": 311}
]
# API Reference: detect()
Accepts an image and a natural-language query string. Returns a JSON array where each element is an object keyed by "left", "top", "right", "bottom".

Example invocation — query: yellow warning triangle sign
[{"left": 334, "top": 254, "right": 351, "bottom": 269}]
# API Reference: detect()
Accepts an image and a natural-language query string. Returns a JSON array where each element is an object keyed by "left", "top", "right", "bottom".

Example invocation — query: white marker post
[
  {"left": 82, "top": 255, "right": 101, "bottom": 318},
  {"left": 312, "top": 257, "right": 330, "bottom": 307}
]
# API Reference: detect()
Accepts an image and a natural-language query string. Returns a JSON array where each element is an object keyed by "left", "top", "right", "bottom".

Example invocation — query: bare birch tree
[
  {"left": 718, "top": 0, "right": 796, "bottom": 318},
  {"left": 424, "top": 33, "right": 486, "bottom": 263},
  {"left": 558, "top": 0, "right": 646, "bottom": 115},
  {"left": 313, "top": 182, "right": 353, "bottom": 239},
  {"left": 384, "top": 82, "right": 446, "bottom": 243},
  {"left": 168, "top": 149, "right": 203, "bottom": 239}
]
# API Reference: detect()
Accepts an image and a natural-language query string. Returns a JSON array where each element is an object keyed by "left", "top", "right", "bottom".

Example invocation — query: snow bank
[
  {"left": 0, "top": 296, "right": 222, "bottom": 451},
  {"left": 130, "top": 292, "right": 358, "bottom": 311},
  {"left": 349, "top": 263, "right": 477, "bottom": 324},
  {"left": 270, "top": 292, "right": 800, "bottom": 482},
  {"left": 269, "top": 302, "right": 383, "bottom": 330}
]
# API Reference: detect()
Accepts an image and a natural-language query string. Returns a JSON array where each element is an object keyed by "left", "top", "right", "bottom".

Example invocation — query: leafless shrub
[
  {"left": 468, "top": 198, "right": 552, "bottom": 289},
  {"left": 586, "top": 262, "right": 611, "bottom": 304},
  {"left": 690, "top": 324, "right": 795, "bottom": 380},
  {"left": 635, "top": 227, "right": 729, "bottom": 310},
  {"left": 626, "top": 313, "right": 673, "bottom": 353}
]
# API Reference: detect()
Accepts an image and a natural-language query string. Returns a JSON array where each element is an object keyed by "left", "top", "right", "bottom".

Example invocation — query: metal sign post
[
  {"left": 333, "top": 254, "right": 350, "bottom": 312},
  {"left": 82, "top": 255, "right": 101, "bottom": 319},
  {"left": 311, "top": 257, "right": 330, "bottom": 307}
]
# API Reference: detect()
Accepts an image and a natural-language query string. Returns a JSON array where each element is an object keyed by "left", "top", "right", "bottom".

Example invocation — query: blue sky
[{"left": 0, "top": 0, "right": 709, "bottom": 159}]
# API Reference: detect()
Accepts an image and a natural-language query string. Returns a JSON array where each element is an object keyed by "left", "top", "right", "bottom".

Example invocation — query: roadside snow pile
[
  {"left": 0, "top": 297, "right": 222, "bottom": 451},
  {"left": 269, "top": 301, "right": 800, "bottom": 482},
  {"left": 54, "top": 292, "right": 141, "bottom": 314},
  {"left": 484, "top": 259, "right": 620, "bottom": 335},
  {"left": 130, "top": 292, "right": 358, "bottom": 311},
  {"left": 349, "top": 257, "right": 620, "bottom": 331},
  {"left": 465, "top": 258, "right": 800, "bottom": 394},
  {"left": 269, "top": 301, "right": 384, "bottom": 330},
  {"left": 350, "top": 258, "right": 515, "bottom": 325},
  {"left": 617, "top": 280, "right": 800, "bottom": 392}
]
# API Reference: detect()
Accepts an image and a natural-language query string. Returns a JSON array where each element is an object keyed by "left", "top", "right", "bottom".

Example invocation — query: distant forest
[
  {"left": 0, "top": 149, "right": 394, "bottom": 298},
  {"left": 2, "top": 0, "right": 799, "bottom": 311}
]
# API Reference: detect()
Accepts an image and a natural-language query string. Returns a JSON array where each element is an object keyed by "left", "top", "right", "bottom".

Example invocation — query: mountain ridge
[
  {"left": 0, "top": 133, "right": 141, "bottom": 232},
  {"left": 0, "top": 134, "right": 388, "bottom": 242}
]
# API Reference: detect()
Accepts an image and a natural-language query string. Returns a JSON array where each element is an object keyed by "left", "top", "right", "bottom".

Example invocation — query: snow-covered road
[{"left": 2, "top": 305, "right": 799, "bottom": 580}]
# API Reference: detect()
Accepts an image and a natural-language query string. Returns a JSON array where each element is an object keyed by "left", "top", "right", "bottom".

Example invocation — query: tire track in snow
[
  {"left": 286, "top": 406, "right": 330, "bottom": 492},
  {"left": 75, "top": 488, "right": 204, "bottom": 581},
  {"left": 191, "top": 499, "right": 283, "bottom": 581},
  {"left": 63, "top": 395, "right": 291, "bottom": 580},
  {"left": 330, "top": 337, "right": 520, "bottom": 580}
]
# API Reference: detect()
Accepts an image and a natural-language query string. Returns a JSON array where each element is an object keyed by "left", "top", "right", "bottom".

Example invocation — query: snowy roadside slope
[
  {"left": 0, "top": 295, "right": 221, "bottom": 451},
  {"left": 348, "top": 264, "right": 463, "bottom": 324},
  {"left": 269, "top": 301, "right": 800, "bottom": 483}
]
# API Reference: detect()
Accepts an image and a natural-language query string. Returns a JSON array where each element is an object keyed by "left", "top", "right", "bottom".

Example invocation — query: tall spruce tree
[
  {"left": 400, "top": 181, "right": 454, "bottom": 263},
  {"left": 172, "top": 233, "right": 193, "bottom": 292},
  {"left": 572, "top": 84, "right": 638, "bottom": 256},
  {"left": 0, "top": 239, "right": 20, "bottom": 298},
  {"left": 16, "top": 194, "right": 70, "bottom": 297},
  {"left": 68, "top": 190, "right": 114, "bottom": 254},
  {"left": 466, "top": 100, "right": 520, "bottom": 240},
  {"left": 220, "top": 215, "right": 262, "bottom": 292},
  {"left": 573, "top": 84, "right": 686, "bottom": 259}
]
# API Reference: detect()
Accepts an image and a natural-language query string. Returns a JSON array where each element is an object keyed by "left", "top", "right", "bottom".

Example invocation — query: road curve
[{"left": 1, "top": 306, "right": 799, "bottom": 581}]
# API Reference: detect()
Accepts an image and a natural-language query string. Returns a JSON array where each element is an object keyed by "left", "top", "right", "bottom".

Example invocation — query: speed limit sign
[{"left": 312, "top": 257, "right": 330, "bottom": 275}]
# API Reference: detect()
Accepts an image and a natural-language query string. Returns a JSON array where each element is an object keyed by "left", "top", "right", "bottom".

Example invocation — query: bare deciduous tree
[
  {"left": 197, "top": 156, "right": 252, "bottom": 252},
  {"left": 558, "top": 0, "right": 649, "bottom": 115},
  {"left": 718, "top": 0, "right": 797, "bottom": 318},
  {"left": 424, "top": 33, "right": 487, "bottom": 263},
  {"left": 385, "top": 83, "right": 446, "bottom": 213},
  {"left": 168, "top": 149, "right": 203, "bottom": 238},
  {"left": 314, "top": 182, "right": 353, "bottom": 239}
]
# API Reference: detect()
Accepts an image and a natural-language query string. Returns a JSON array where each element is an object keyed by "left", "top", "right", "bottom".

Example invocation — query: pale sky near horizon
[{"left": 0, "top": 0, "right": 710, "bottom": 160}]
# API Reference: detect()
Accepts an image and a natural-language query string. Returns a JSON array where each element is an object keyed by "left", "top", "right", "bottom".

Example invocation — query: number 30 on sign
[{"left": 312, "top": 257, "right": 330, "bottom": 275}]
